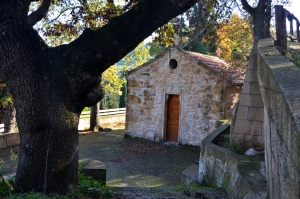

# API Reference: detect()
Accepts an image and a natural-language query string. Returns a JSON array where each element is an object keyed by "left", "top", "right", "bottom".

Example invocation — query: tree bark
[
  {"left": 0, "top": 0, "right": 198, "bottom": 195},
  {"left": 89, "top": 103, "right": 99, "bottom": 132}
]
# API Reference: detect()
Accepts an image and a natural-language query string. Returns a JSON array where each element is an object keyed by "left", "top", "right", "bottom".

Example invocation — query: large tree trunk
[{"left": 0, "top": 0, "right": 198, "bottom": 195}]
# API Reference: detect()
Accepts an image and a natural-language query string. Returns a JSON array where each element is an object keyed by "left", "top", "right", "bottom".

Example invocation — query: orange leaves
[{"left": 216, "top": 14, "right": 253, "bottom": 66}]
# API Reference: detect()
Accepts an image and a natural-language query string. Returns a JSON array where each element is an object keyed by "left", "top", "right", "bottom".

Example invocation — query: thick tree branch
[
  {"left": 57, "top": 0, "right": 198, "bottom": 75},
  {"left": 240, "top": 0, "right": 254, "bottom": 15},
  {"left": 27, "top": 0, "right": 51, "bottom": 26}
]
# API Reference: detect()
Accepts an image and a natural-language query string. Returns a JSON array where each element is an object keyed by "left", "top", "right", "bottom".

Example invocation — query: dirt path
[{"left": 79, "top": 130, "right": 228, "bottom": 199}]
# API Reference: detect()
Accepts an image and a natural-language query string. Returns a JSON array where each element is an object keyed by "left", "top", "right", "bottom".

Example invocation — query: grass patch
[{"left": 175, "top": 182, "right": 203, "bottom": 191}]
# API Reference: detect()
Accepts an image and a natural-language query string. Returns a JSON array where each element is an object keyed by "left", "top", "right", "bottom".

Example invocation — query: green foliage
[
  {"left": 83, "top": 107, "right": 90, "bottom": 111},
  {"left": 0, "top": 86, "right": 12, "bottom": 107},
  {"left": 118, "top": 83, "right": 127, "bottom": 108},
  {"left": 120, "top": 42, "right": 152, "bottom": 70},
  {"left": 100, "top": 93, "right": 120, "bottom": 110},
  {"left": 70, "top": 178, "right": 112, "bottom": 199},
  {"left": 102, "top": 42, "right": 152, "bottom": 108},
  {"left": 0, "top": 162, "right": 113, "bottom": 199},
  {"left": 148, "top": 43, "right": 168, "bottom": 58},
  {"left": 72, "top": 161, "right": 113, "bottom": 199},
  {"left": 176, "top": 182, "right": 203, "bottom": 190},
  {"left": 285, "top": 50, "right": 300, "bottom": 68},
  {"left": 216, "top": 14, "right": 253, "bottom": 67},
  {"left": 10, "top": 151, "right": 18, "bottom": 162},
  {"left": 224, "top": 142, "right": 244, "bottom": 155}
]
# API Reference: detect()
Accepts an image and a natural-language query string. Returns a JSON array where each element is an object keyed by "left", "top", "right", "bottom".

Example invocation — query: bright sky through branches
[{"left": 286, "top": 0, "right": 300, "bottom": 20}]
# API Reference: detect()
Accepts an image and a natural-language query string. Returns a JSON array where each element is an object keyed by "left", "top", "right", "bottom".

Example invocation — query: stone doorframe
[{"left": 161, "top": 87, "right": 184, "bottom": 144}]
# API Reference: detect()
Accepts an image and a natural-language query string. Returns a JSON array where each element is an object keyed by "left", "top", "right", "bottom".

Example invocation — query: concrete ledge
[
  {"left": 81, "top": 159, "right": 106, "bottom": 182},
  {"left": 198, "top": 124, "right": 267, "bottom": 199}
]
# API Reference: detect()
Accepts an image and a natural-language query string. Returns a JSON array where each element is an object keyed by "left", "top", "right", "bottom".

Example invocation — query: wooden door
[{"left": 166, "top": 95, "right": 180, "bottom": 142}]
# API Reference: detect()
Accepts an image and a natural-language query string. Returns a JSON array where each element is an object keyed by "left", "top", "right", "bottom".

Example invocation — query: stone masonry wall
[
  {"left": 0, "top": 132, "right": 20, "bottom": 149},
  {"left": 198, "top": 124, "right": 267, "bottom": 199},
  {"left": 125, "top": 48, "right": 226, "bottom": 146},
  {"left": 258, "top": 38, "right": 300, "bottom": 199},
  {"left": 232, "top": 52, "right": 264, "bottom": 148}
]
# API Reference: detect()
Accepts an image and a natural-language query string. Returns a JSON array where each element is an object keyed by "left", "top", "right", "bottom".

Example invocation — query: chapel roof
[
  {"left": 185, "top": 50, "right": 245, "bottom": 84},
  {"left": 127, "top": 46, "right": 245, "bottom": 85}
]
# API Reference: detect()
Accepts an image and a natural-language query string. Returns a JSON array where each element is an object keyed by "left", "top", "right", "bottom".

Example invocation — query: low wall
[
  {"left": 78, "top": 114, "right": 125, "bottom": 130},
  {"left": 0, "top": 132, "right": 20, "bottom": 149},
  {"left": 0, "top": 114, "right": 125, "bottom": 149},
  {"left": 258, "top": 38, "right": 300, "bottom": 199},
  {"left": 198, "top": 124, "right": 267, "bottom": 199}
]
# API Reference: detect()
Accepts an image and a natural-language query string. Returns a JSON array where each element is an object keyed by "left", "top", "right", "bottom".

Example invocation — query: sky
[{"left": 286, "top": 0, "right": 300, "bottom": 20}]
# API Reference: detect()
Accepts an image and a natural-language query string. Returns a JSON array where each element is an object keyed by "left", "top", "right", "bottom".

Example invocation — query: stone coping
[
  {"left": 81, "top": 159, "right": 106, "bottom": 182},
  {"left": 199, "top": 124, "right": 267, "bottom": 199}
]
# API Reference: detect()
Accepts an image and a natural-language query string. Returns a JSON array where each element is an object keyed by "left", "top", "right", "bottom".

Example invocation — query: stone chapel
[{"left": 125, "top": 46, "right": 244, "bottom": 146}]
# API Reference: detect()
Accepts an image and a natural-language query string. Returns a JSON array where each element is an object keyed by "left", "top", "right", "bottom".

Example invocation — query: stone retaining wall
[
  {"left": 0, "top": 132, "right": 20, "bottom": 149},
  {"left": 258, "top": 38, "right": 300, "bottom": 199},
  {"left": 198, "top": 124, "right": 267, "bottom": 199}
]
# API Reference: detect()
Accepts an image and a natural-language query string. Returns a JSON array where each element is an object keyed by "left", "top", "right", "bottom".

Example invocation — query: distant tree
[
  {"left": 90, "top": 64, "right": 125, "bottom": 131},
  {"left": 216, "top": 14, "right": 253, "bottom": 68}
]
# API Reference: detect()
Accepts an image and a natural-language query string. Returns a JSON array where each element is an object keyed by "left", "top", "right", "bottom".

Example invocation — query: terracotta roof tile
[{"left": 186, "top": 51, "right": 245, "bottom": 84}]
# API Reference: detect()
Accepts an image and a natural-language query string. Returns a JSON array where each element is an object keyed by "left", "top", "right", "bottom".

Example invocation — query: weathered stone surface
[
  {"left": 128, "top": 79, "right": 139, "bottom": 87},
  {"left": 81, "top": 159, "right": 106, "bottom": 182},
  {"left": 199, "top": 124, "right": 267, "bottom": 199},
  {"left": 257, "top": 38, "right": 300, "bottom": 199},
  {"left": 0, "top": 133, "right": 20, "bottom": 149},
  {"left": 248, "top": 107, "right": 264, "bottom": 121},
  {"left": 232, "top": 50, "right": 264, "bottom": 148},
  {"left": 241, "top": 82, "right": 251, "bottom": 94},
  {"left": 236, "top": 106, "right": 248, "bottom": 120},
  {"left": 239, "top": 94, "right": 263, "bottom": 107},
  {"left": 128, "top": 95, "right": 141, "bottom": 104},
  {"left": 125, "top": 47, "right": 242, "bottom": 146}
]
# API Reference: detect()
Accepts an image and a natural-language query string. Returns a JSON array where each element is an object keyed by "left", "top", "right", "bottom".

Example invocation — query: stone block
[
  {"left": 213, "top": 86, "right": 221, "bottom": 94},
  {"left": 231, "top": 133, "right": 245, "bottom": 145},
  {"left": 7, "top": 139, "right": 19, "bottom": 147},
  {"left": 236, "top": 106, "right": 248, "bottom": 120},
  {"left": 233, "top": 119, "right": 262, "bottom": 136},
  {"left": 239, "top": 94, "right": 263, "bottom": 107},
  {"left": 127, "top": 79, "right": 139, "bottom": 87},
  {"left": 253, "top": 135, "right": 264, "bottom": 148},
  {"left": 182, "top": 164, "right": 199, "bottom": 185},
  {"left": 250, "top": 82, "right": 261, "bottom": 94},
  {"left": 126, "top": 114, "right": 138, "bottom": 123},
  {"left": 244, "top": 69, "right": 258, "bottom": 83},
  {"left": 143, "top": 90, "right": 153, "bottom": 101},
  {"left": 81, "top": 159, "right": 106, "bottom": 182},
  {"left": 248, "top": 107, "right": 264, "bottom": 121},
  {"left": 0, "top": 139, "right": 7, "bottom": 149},
  {"left": 241, "top": 82, "right": 251, "bottom": 94},
  {"left": 128, "top": 95, "right": 141, "bottom": 104}
]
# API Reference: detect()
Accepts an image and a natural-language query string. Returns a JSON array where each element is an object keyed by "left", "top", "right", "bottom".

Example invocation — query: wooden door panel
[
  {"left": 166, "top": 95, "right": 180, "bottom": 143},
  {"left": 169, "top": 110, "right": 179, "bottom": 125}
]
